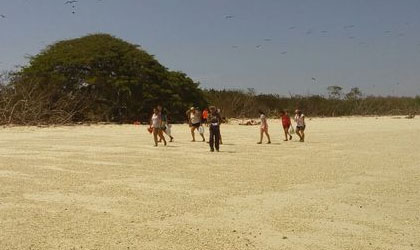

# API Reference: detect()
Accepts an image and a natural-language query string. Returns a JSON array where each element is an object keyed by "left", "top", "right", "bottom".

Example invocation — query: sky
[{"left": 1, "top": 0, "right": 420, "bottom": 97}]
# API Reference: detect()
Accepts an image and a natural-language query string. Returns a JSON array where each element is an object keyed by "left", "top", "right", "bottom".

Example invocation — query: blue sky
[{"left": 1, "top": 0, "right": 420, "bottom": 96}]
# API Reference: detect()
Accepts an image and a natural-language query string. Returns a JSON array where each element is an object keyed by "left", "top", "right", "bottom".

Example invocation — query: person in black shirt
[{"left": 208, "top": 106, "right": 222, "bottom": 152}]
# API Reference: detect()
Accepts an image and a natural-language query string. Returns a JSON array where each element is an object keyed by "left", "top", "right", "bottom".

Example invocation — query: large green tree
[{"left": 16, "top": 33, "right": 206, "bottom": 122}]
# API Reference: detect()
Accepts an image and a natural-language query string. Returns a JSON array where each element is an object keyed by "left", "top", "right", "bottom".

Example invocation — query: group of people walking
[
  {"left": 149, "top": 105, "right": 174, "bottom": 147},
  {"left": 258, "top": 109, "right": 306, "bottom": 144},
  {"left": 149, "top": 105, "right": 306, "bottom": 151},
  {"left": 185, "top": 106, "right": 223, "bottom": 152}
]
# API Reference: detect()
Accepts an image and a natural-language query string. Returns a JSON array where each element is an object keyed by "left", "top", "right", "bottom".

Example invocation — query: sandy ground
[{"left": 0, "top": 117, "right": 419, "bottom": 250}]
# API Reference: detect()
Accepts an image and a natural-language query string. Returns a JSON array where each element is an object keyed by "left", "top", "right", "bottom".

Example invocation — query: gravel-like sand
[{"left": 1, "top": 117, "right": 419, "bottom": 250}]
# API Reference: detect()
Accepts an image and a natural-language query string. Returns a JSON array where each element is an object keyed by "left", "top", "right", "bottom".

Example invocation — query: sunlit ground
[{"left": 0, "top": 117, "right": 419, "bottom": 249}]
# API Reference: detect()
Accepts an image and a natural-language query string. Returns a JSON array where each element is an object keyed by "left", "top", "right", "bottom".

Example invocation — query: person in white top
[
  {"left": 257, "top": 110, "right": 271, "bottom": 144},
  {"left": 149, "top": 108, "right": 166, "bottom": 147},
  {"left": 294, "top": 109, "right": 306, "bottom": 142},
  {"left": 186, "top": 107, "right": 205, "bottom": 142}
]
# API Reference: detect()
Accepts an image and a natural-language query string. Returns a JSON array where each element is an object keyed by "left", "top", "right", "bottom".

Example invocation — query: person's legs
[
  {"left": 301, "top": 127, "right": 305, "bottom": 142},
  {"left": 158, "top": 129, "right": 167, "bottom": 145},
  {"left": 165, "top": 125, "right": 174, "bottom": 142},
  {"left": 296, "top": 127, "right": 303, "bottom": 141},
  {"left": 209, "top": 126, "right": 215, "bottom": 151},
  {"left": 288, "top": 127, "right": 292, "bottom": 140},
  {"left": 153, "top": 128, "right": 159, "bottom": 146},
  {"left": 163, "top": 130, "right": 173, "bottom": 142},
  {"left": 158, "top": 127, "right": 166, "bottom": 142},
  {"left": 200, "top": 132, "right": 205, "bottom": 142},
  {"left": 190, "top": 127, "right": 196, "bottom": 142},
  {"left": 168, "top": 129, "right": 174, "bottom": 142},
  {"left": 214, "top": 126, "right": 220, "bottom": 151},
  {"left": 283, "top": 127, "right": 289, "bottom": 141},
  {"left": 265, "top": 130, "right": 271, "bottom": 144},
  {"left": 258, "top": 128, "right": 263, "bottom": 144}
]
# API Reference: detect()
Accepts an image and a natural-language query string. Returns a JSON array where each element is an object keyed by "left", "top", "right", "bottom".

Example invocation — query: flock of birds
[
  {"left": 64, "top": 0, "right": 103, "bottom": 14},
  {"left": 64, "top": 0, "right": 78, "bottom": 14},
  {"left": 223, "top": 14, "right": 415, "bottom": 54},
  {"left": 221, "top": 14, "right": 415, "bottom": 89}
]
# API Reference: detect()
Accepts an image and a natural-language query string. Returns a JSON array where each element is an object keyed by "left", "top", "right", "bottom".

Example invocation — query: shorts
[
  {"left": 202, "top": 118, "right": 208, "bottom": 123},
  {"left": 296, "top": 125, "right": 306, "bottom": 131},
  {"left": 260, "top": 126, "right": 268, "bottom": 132},
  {"left": 191, "top": 122, "right": 201, "bottom": 128},
  {"left": 282, "top": 123, "right": 291, "bottom": 129}
]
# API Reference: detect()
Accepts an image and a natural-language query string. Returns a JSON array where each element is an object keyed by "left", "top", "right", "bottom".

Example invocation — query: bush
[{"left": 0, "top": 34, "right": 207, "bottom": 125}]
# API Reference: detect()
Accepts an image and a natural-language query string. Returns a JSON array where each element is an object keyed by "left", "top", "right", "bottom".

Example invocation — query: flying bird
[
  {"left": 320, "top": 30, "right": 328, "bottom": 34},
  {"left": 225, "top": 15, "right": 234, "bottom": 19},
  {"left": 280, "top": 51, "right": 287, "bottom": 55},
  {"left": 65, "top": 0, "right": 78, "bottom": 4},
  {"left": 306, "top": 30, "right": 312, "bottom": 35},
  {"left": 344, "top": 25, "right": 355, "bottom": 29},
  {"left": 0, "top": 14, "right": 6, "bottom": 18},
  {"left": 263, "top": 38, "right": 272, "bottom": 42},
  {"left": 256, "top": 45, "right": 262, "bottom": 48},
  {"left": 348, "top": 36, "right": 355, "bottom": 40},
  {"left": 288, "top": 26, "right": 296, "bottom": 30},
  {"left": 232, "top": 45, "right": 239, "bottom": 48}
]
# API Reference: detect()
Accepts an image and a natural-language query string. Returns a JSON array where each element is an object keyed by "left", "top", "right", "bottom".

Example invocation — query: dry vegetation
[
  {"left": 204, "top": 89, "right": 420, "bottom": 119},
  {"left": 0, "top": 79, "right": 91, "bottom": 126}
]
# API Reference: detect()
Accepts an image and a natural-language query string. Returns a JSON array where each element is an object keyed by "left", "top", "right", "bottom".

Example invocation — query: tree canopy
[{"left": 14, "top": 33, "right": 207, "bottom": 123}]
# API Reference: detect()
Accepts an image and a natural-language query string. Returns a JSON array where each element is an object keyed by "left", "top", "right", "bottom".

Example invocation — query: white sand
[{"left": 0, "top": 117, "right": 419, "bottom": 249}]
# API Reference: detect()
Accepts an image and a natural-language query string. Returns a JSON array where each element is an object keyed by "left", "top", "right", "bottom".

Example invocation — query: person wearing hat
[
  {"left": 186, "top": 107, "right": 205, "bottom": 142},
  {"left": 208, "top": 106, "right": 222, "bottom": 152},
  {"left": 294, "top": 109, "right": 306, "bottom": 142}
]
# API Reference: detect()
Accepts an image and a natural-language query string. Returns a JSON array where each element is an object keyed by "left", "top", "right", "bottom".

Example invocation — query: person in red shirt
[
  {"left": 280, "top": 110, "right": 292, "bottom": 141},
  {"left": 202, "top": 108, "right": 209, "bottom": 126}
]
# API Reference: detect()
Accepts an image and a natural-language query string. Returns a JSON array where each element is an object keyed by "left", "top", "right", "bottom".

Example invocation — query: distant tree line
[
  {"left": 0, "top": 33, "right": 418, "bottom": 126},
  {"left": 204, "top": 88, "right": 420, "bottom": 118}
]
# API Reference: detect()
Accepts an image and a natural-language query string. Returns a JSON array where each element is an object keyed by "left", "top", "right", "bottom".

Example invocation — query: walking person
[
  {"left": 217, "top": 108, "right": 223, "bottom": 144},
  {"left": 280, "top": 110, "right": 292, "bottom": 141},
  {"left": 208, "top": 106, "right": 222, "bottom": 152},
  {"left": 294, "top": 109, "right": 306, "bottom": 142},
  {"left": 257, "top": 110, "right": 271, "bottom": 144},
  {"left": 157, "top": 105, "right": 174, "bottom": 142},
  {"left": 186, "top": 107, "right": 205, "bottom": 142},
  {"left": 150, "top": 108, "right": 166, "bottom": 147},
  {"left": 202, "top": 108, "right": 209, "bottom": 126}
]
